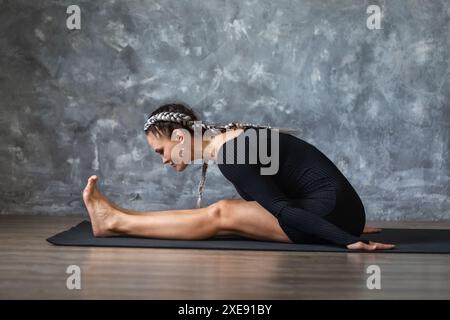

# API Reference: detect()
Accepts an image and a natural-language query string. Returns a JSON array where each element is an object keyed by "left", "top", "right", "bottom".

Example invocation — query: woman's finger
[
  {"left": 347, "top": 242, "right": 365, "bottom": 250},
  {"left": 348, "top": 242, "right": 375, "bottom": 251},
  {"left": 373, "top": 242, "right": 395, "bottom": 250}
]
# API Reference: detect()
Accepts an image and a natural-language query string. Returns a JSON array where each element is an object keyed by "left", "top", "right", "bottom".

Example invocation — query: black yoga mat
[{"left": 47, "top": 220, "right": 450, "bottom": 253}]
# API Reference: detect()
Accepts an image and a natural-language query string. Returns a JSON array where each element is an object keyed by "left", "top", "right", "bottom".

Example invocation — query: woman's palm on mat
[
  {"left": 348, "top": 226, "right": 395, "bottom": 251},
  {"left": 347, "top": 241, "right": 395, "bottom": 251}
]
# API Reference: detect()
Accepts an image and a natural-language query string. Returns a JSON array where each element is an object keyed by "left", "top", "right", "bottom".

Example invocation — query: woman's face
[{"left": 146, "top": 129, "right": 190, "bottom": 172}]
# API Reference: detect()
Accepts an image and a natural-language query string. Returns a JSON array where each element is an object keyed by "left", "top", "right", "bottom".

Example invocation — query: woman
[{"left": 83, "top": 103, "right": 395, "bottom": 251}]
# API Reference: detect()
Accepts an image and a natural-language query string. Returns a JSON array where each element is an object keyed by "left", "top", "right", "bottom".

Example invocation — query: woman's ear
[{"left": 173, "top": 128, "right": 185, "bottom": 143}]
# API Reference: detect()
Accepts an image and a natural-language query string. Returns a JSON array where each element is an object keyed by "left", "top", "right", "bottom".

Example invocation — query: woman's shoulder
[{"left": 215, "top": 128, "right": 296, "bottom": 168}]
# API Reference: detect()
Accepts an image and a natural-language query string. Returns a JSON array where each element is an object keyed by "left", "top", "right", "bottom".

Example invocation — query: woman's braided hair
[{"left": 144, "top": 103, "right": 297, "bottom": 208}]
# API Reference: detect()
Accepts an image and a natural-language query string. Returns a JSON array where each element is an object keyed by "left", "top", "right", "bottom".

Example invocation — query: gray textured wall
[{"left": 0, "top": 0, "right": 449, "bottom": 219}]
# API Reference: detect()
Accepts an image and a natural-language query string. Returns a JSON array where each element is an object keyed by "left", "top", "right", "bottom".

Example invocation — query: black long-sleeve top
[{"left": 216, "top": 128, "right": 369, "bottom": 247}]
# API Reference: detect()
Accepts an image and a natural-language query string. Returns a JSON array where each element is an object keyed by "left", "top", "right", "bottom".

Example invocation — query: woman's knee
[{"left": 207, "top": 200, "right": 235, "bottom": 230}]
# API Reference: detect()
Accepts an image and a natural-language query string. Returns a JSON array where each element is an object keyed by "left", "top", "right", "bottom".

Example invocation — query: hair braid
[
  {"left": 196, "top": 162, "right": 208, "bottom": 209},
  {"left": 144, "top": 111, "right": 193, "bottom": 132}
]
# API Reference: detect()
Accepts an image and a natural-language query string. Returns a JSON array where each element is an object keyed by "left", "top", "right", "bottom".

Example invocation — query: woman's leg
[{"left": 83, "top": 176, "right": 292, "bottom": 243}]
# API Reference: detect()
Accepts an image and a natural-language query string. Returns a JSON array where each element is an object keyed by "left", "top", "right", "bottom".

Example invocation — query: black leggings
[{"left": 277, "top": 185, "right": 366, "bottom": 244}]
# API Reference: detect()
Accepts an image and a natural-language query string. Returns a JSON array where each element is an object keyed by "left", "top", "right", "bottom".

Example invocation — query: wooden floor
[{"left": 1, "top": 215, "right": 450, "bottom": 299}]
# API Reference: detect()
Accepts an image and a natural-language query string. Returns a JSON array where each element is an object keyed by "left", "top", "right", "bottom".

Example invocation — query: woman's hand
[
  {"left": 363, "top": 226, "right": 382, "bottom": 234},
  {"left": 347, "top": 241, "right": 395, "bottom": 251}
]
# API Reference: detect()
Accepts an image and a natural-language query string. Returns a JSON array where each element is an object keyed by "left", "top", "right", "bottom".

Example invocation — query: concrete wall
[{"left": 0, "top": 0, "right": 449, "bottom": 219}]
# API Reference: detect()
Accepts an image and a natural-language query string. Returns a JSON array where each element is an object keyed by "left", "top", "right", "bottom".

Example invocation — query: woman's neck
[{"left": 198, "top": 129, "right": 245, "bottom": 162}]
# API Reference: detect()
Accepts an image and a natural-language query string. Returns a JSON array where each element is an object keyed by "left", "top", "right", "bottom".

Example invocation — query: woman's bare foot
[
  {"left": 82, "top": 175, "right": 124, "bottom": 237},
  {"left": 90, "top": 184, "right": 137, "bottom": 215},
  {"left": 363, "top": 226, "right": 382, "bottom": 234}
]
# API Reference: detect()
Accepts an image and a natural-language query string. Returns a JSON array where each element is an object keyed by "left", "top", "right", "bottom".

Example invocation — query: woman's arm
[{"left": 234, "top": 186, "right": 253, "bottom": 201}]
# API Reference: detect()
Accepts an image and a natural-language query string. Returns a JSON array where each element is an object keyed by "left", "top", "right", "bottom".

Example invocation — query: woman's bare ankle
[{"left": 107, "top": 210, "right": 130, "bottom": 235}]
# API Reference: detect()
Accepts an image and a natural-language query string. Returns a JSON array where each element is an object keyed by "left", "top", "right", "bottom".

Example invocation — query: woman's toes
[
  {"left": 83, "top": 175, "right": 99, "bottom": 199},
  {"left": 87, "top": 175, "right": 98, "bottom": 188}
]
